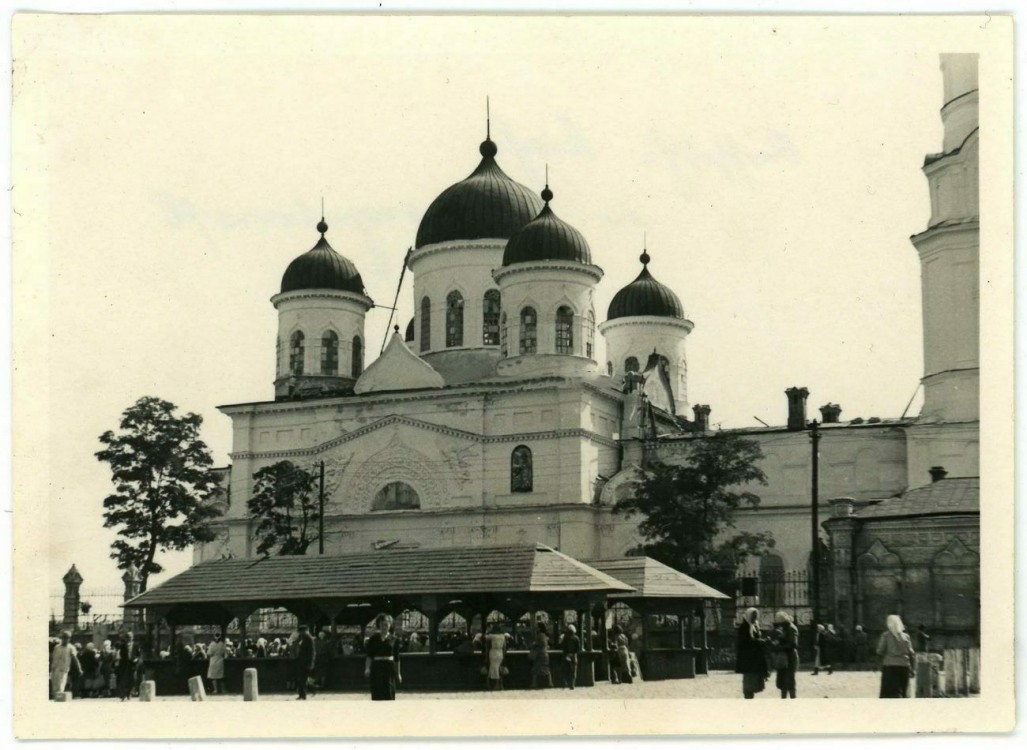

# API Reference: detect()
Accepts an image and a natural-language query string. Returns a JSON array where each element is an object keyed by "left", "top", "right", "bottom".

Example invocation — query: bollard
[
  {"left": 139, "top": 680, "right": 156, "bottom": 702},
  {"left": 968, "top": 648, "right": 980, "bottom": 694},
  {"left": 187, "top": 675, "right": 207, "bottom": 701},
  {"left": 53, "top": 692, "right": 72, "bottom": 702},
  {"left": 243, "top": 668, "right": 259, "bottom": 701}
]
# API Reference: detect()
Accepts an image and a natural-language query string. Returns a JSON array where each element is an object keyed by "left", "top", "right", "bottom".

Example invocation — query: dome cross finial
[
  {"left": 640, "top": 232, "right": 651, "bottom": 267},
  {"left": 316, "top": 197, "right": 328, "bottom": 237},
  {"left": 486, "top": 95, "right": 490, "bottom": 140}
]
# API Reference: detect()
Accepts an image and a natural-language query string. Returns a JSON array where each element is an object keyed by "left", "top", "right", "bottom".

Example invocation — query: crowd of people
[
  {"left": 735, "top": 609, "right": 923, "bottom": 699},
  {"left": 48, "top": 630, "right": 144, "bottom": 701}
]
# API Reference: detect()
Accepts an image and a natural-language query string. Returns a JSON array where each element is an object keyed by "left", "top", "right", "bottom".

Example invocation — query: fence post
[
  {"left": 122, "top": 565, "right": 142, "bottom": 629},
  {"left": 968, "top": 648, "right": 980, "bottom": 694},
  {"left": 942, "top": 649, "right": 955, "bottom": 696},
  {"left": 62, "top": 565, "right": 84, "bottom": 631}
]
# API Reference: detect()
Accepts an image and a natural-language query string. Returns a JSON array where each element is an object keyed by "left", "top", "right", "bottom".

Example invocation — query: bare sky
[{"left": 21, "top": 15, "right": 954, "bottom": 600}]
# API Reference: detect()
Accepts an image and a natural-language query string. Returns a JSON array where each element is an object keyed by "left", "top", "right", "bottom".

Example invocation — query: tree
[
  {"left": 613, "top": 432, "right": 774, "bottom": 592},
  {"left": 247, "top": 461, "right": 320, "bottom": 556},
  {"left": 96, "top": 396, "right": 224, "bottom": 591}
]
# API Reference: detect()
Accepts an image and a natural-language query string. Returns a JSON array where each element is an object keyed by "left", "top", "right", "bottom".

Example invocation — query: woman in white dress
[
  {"left": 206, "top": 632, "right": 227, "bottom": 695},
  {"left": 483, "top": 622, "right": 508, "bottom": 691}
]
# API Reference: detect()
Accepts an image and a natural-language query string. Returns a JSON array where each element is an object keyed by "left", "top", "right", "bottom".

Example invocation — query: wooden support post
[
  {"left": 427, "top": 610, "right": 439, "bottom": 655},
  {"left": 596, "top": 602, "right": 610, "bottom": 681},
  {"left": 243, "top": 668, "right": 259, "bottom": 701},
  {"left": 188, "top": 675, "right": 207, "bottom": 701},
  {"left": 139, "top": 680, "right": 156, "bottom": 701},
  {"left": 696, "top": 604, "right": 709, "bottom": 675}
]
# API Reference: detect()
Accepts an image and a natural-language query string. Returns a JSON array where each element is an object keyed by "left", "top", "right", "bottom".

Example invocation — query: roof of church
[
  {"left": 354, "top": 330, "right": 445, "bottom": 394},
  {"left": 855, "top": 477, "right": 979, "bottom": 519},
  {"left": 586, "top": 557, "right": 730, "bottom": 600},
  {"left": 125, "top": 544, "right": 634, "bottom": 609},
  {"left": 607, "top": 252, "right": 685, "bottom": 320},
  {"left": 280, "top": 219, "right": 366, "bottom": 295},
  {"left": 501, "top": 185, "right": 592, "bottom": 267},
  {"left": 415, "top": 138, "right": 544, "bottom": 249}
]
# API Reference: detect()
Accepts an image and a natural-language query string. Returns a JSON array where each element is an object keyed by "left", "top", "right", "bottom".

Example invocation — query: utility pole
[
  {"left": 318, "top": 460, "right": 325, "bottom": 555},
  {"left": 809, "top": 419, "right": 821, "bottom": 627}
]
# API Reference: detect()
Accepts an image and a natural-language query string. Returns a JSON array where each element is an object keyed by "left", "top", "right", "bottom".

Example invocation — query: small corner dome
[
  {"left": 501, "top": 186, "right": 592, "bottom": 267},
  {"left": 607, "top": 251, "right": 684, "bottom": 320},
  {"left": 416, "top": 138, "right": 544, "bottom": 249},
  {"left": 280, "top": 219, "right": 365, "bottom": 295}
]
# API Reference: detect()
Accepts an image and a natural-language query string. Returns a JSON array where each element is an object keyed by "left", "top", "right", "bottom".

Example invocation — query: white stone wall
[
  {"left": 904, "top": 421, "right": 979, "bottom": 487},
  {"left": 271, "top": 290, "right": 372, "bottom": 379},
  {"left": 493, "top": 261, "right": 603, "bottom": 379},
  {"left": 407, "top": 240, "right": 505, "bottom": 357},
  {"left": 599, "top": 315, "right": 693, "bottom": 406}
]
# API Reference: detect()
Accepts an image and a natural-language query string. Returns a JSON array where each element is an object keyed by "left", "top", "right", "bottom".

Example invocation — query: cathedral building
[{"left": 197, "top": 56, "right": 979, "bottom": 644}]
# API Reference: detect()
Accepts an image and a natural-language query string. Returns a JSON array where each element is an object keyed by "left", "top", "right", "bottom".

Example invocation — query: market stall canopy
[
  {"left": 586, "top": 557, "right": 730, "bottom": 601},
  {"left": 124, "top": 544, "right": 635, "bottom": 624}
]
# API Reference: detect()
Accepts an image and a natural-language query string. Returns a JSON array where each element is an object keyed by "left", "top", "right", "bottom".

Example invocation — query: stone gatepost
[
  {"left": 122, "top": 565, "right": 142, "bottom": 629},
  {"left": 62, "top": 565, "right": 84, "bottom": 631}
]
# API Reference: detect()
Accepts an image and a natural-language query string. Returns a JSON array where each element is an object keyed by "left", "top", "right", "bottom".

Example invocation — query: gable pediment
[{"left": 318, "top": 414, "right": 482, "bottom": 454}]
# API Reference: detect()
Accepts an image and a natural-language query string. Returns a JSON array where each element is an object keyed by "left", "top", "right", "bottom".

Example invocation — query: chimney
[
  {"left": 929, "top": 466, "right": 948, "bottom": 483},
  {"left": 692, "top": 404, "right": 711, "bottom": 432},
  {"left": 785, "top": 387, "right": 809, "bottom": 431},
  {"left": 819, "top": 403, "right": 842, "bottom": 424}
]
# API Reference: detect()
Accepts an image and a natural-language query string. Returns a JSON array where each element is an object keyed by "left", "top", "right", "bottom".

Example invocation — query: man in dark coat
[{"left": 295, "top": 625, "right": 316, "bottom": 700}]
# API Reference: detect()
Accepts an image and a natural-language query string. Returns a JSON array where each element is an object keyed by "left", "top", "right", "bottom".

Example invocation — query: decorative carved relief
[
  {"left": 440, "top": 443, "right": 479, "bottom": 487},
  {"left": 346, "top": 431, "right": 445, "bottom": 513}
]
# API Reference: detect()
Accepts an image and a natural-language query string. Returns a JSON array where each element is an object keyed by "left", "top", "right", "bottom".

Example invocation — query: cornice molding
[
  {"left": 492, "top": 260, "right": 604, "bottom": 284},
  {"left": 270, "top": 289, "right": 374, "bottom": 311}
]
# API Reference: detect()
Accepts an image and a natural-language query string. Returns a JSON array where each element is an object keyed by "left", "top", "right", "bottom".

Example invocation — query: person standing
[
  {"left": 364, "top": 614, "right": 401, "bottom": 700},
  {"left": 772, "top": 612, "right": 799, "bottom": 699},
  {"left": 50, "top": 631, "right": 79, "bottom": 699},
  {"left": 114, "top": 633, "right": 138, "bottom": 701},
  {"left": 914, "top": 624, "right": 932, "bottom": 654},
  {"left": 735, "top": 607, "right": 768, "bottom": 699},
  {"left": 877, "top": 614, "right": 916, "bottom": 698},
  {"left": 560, "top": 624, "right": 581, "bottom": 690},
  {"left": 609, "top": 625, "right": 632, "bottom": 685},
  {"left": 483, "top": 622, "right": 508, "bottom": 691},
  {"left": 99, "top": 640, "right": 116, "bottom": 698},
  {"left": 853, "top": 625, "right": 870, "bottom": 669},
  {"left": 206, "top": 632, "right": 227, "bottom": 695},
  {"left": 529, "top": 622, "right": 554, "bottom": 689},
  {"left": 314, "top": 630, "right": 331, "bottom": 690},
  {"left": 79, "top": 642, "right": 101, "bottom": 698},
  {"left": 295, "top": 624, "right": 316, "bottom": 700},
  {"left": 811, "top": 624, "right": 833, "bottom": 675}
]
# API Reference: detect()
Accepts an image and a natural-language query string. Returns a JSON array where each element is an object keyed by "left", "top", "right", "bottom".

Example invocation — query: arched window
[
  {"left": 446, "top": 290, "right": 464, "bottom": 348},
  {"left": 483, "top": 290, "right": 501, "bottom": 346},
  {"left": 607, "top": 361, "right": 613, "bottom": 376},
  {"left": 519, "top": 307, "right": 537, "bottom": 355},
  {"left": 585, "top": 309, "right": 595, "bottom": 359},
  {"left": 624, "top": 356, "right": 639, "bottom": 373},
  {"left": 289, "top": 331, "right": 305, "bottom": 375},
  {"left": 321, "top": 331, "right": 339, "bottom": 376},
  {"left": 351, "top": 335, "right": 363, "bottom": 378},
  {"left": 555, "top": 306, "right": 574, "bottom": 354},
  {"left": 511, "top": 446, "right": 533, "bottom": 493},
  {"left": 499, "top": 312, "right": 508, "bottom": 357},
  {"left": 372, "top": 481, "right": 421, "bottom": 511},
  {"left": 420, "top": 296, "right": 431, "bottom": 352}
]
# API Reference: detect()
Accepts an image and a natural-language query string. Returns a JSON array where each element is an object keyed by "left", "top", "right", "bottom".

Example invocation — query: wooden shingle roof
[
  {"left": 855, "top": 477, "right": 979, "bottom": 519},
  {"left": 586, "top": 557, "right": 730, "bottom": 600},
  {"left": 125, "top": 544, "right": 634, "bottom": 609}
]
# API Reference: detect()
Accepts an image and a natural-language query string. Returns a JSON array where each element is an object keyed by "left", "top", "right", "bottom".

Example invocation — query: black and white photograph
[{"left": 9, "top": 9, "right": 1016, "bottom": 740}]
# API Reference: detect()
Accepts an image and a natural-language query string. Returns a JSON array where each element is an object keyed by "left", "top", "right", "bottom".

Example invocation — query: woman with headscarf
[
  {"left": 877, "top": 614, "right": 916, "bottom": 698},
  {"left": 529, "top": 621, "right": 554, "bottom": 689},
  {"left": 772, "top": 611, "right": 799, "bottom": 699},
  {"left": 811, "top": 623, "right": 833, "bottom": 675},
  {"left": 735, "top": 607, "right": 769, "bottom": 699},
  {"left": 79, "top": 642, "right": 101, "bottom": 698},
  {"left": 609, "top": 624, "right": 632, "bottom": 685},
  {"left": 364, "top": 613, "right": 402, "bottom": 700}
]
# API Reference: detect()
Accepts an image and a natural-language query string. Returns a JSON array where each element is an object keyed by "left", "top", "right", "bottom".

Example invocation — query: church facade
[{"left": 197, "top": 56, "right": 980, "bottom": 642}]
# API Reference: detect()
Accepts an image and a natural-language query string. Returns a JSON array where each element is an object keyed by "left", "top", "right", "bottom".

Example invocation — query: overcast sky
[{"left": 20, "top": 15, "right": 959, "bottom": 601}]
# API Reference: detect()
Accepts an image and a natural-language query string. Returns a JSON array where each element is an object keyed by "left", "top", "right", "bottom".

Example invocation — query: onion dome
[
  {"left": 280, "top": 218, "right": 365, "bottom": 294},
  {"left": 607, "top": 250, "right": 684, "bottom": 319},
  {"left": 501, "top": 185, "right": 592, "bottom": 267},
  {"left": 415, "top": 137, "right": 544, "bottom": 249}
]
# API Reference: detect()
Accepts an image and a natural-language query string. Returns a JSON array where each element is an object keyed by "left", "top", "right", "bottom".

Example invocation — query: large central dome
[{"left": 415, "top": 138, "right": 544, "bottom": 249}]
